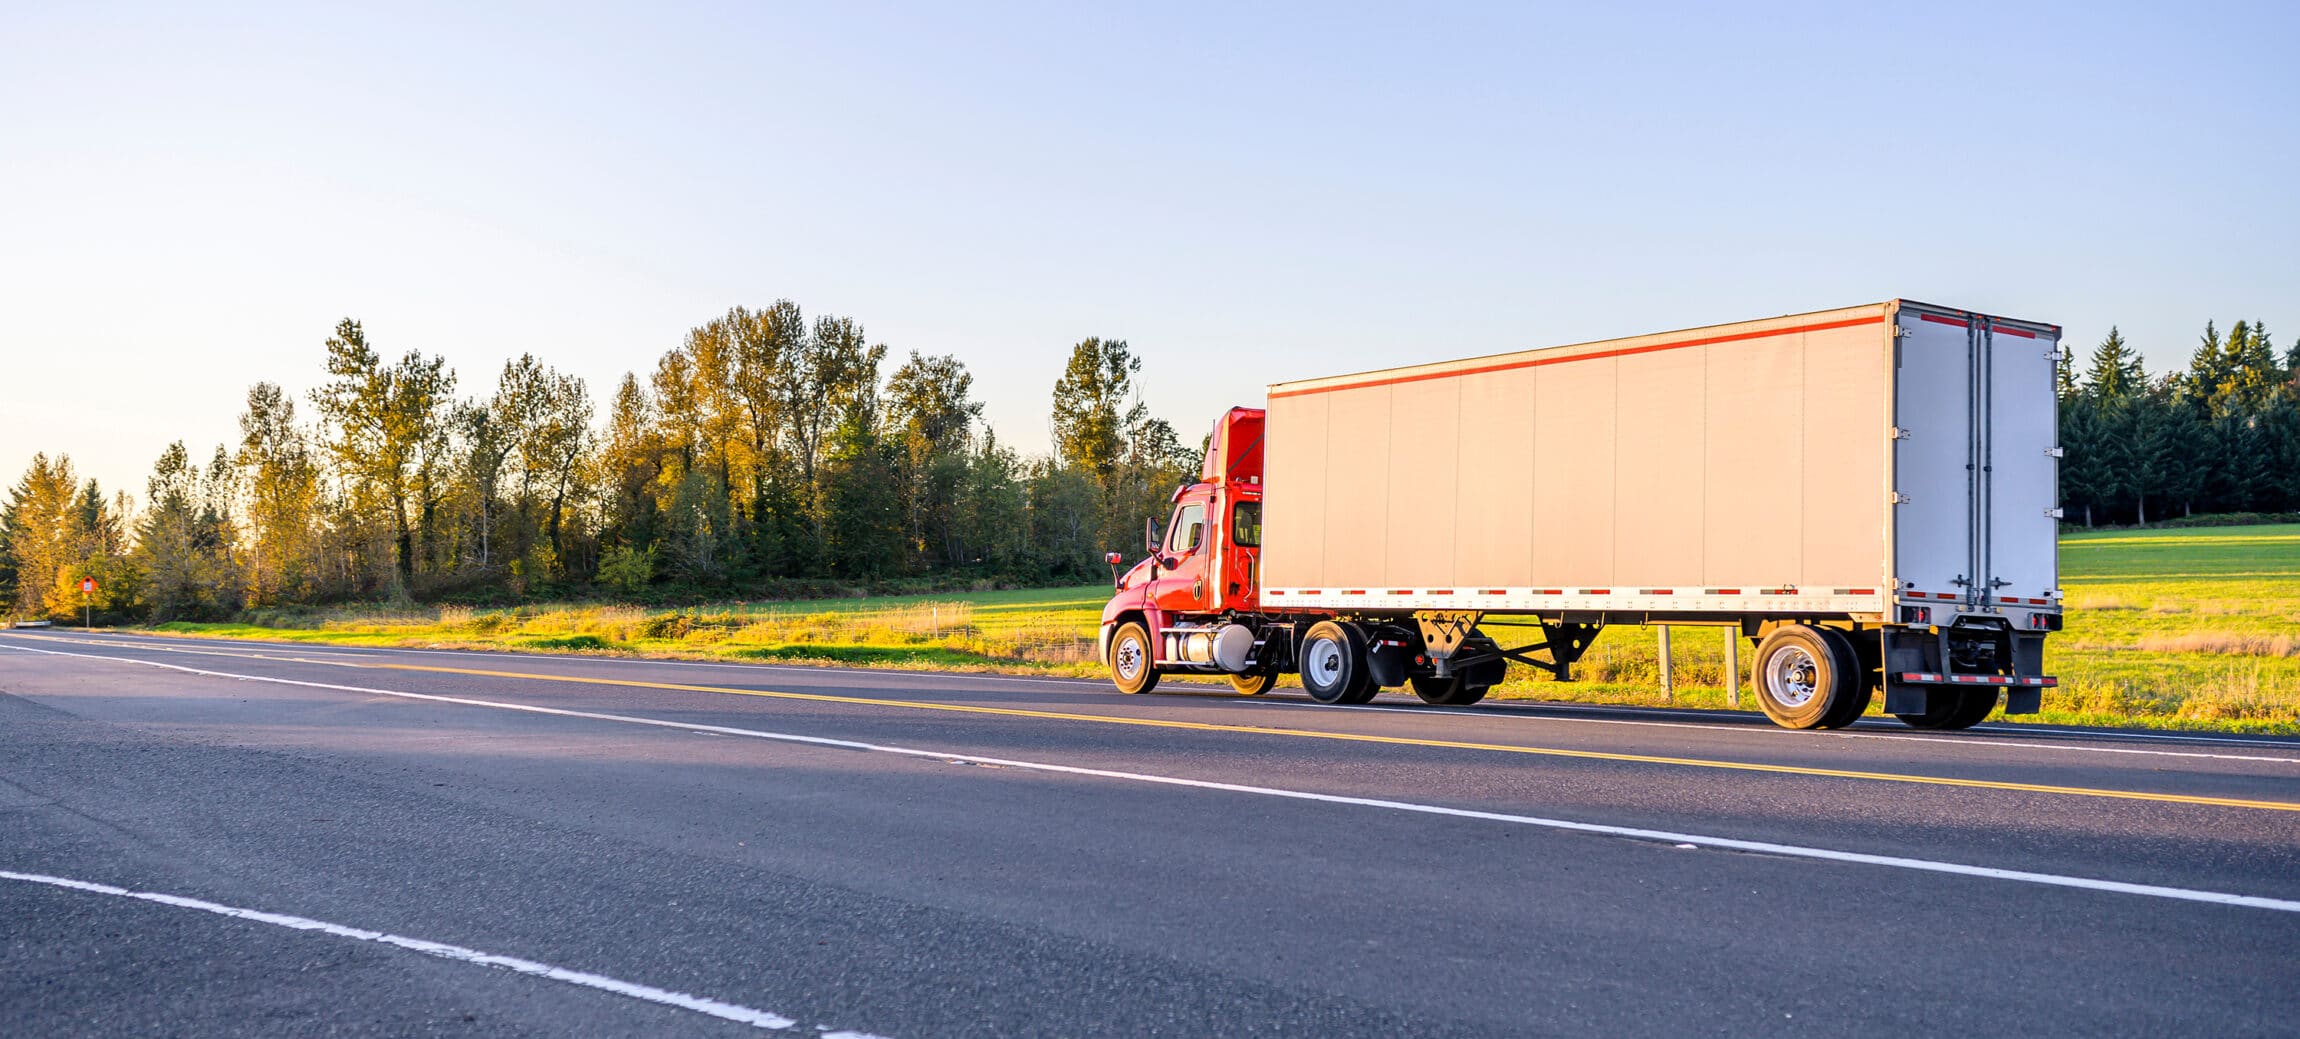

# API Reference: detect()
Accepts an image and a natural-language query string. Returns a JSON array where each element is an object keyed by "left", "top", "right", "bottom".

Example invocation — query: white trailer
[{"left": 1240, "top": 300, "right": 2063, "bottom": 728}]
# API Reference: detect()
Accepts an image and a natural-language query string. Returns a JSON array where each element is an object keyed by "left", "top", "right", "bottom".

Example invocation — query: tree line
[
  {"left": 7, "top": 308, "right": 2294, "bottom": 623},
  {"left": 2057, "top": 320, "right": 2300, "bottom": 526},
  {"left": 2, "top": 302, "right": 1199, "bottom": 622}
]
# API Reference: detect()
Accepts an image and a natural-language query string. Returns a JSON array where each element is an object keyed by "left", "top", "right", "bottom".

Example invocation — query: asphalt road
[{"left": 3, "top": 630, "right": 2296, "bottom": 1037}]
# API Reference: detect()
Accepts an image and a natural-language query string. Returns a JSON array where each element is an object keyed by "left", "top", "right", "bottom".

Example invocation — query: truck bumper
[
  {"left": 1885, "top": 672, "right": 2053, "bottom": 715},
  {"left": 1097, "top": 622, "right": 1116, "bottom": 668}
]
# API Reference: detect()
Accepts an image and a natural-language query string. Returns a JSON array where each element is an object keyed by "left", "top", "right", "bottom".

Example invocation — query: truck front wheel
[
  {"left": 1109, "top": 621, "right": 1160, "bottom": 695},
  {"left": 1752, "top": 624, "right": 1863, "bottom": 729},
  {"left": 1299, "top": 621, "right": 1376, "bottom": 705}
]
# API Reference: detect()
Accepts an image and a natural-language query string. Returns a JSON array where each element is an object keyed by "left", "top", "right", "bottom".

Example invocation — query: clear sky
[{"left": 4, "top": 2, "right": 2295, "bottom": 500}]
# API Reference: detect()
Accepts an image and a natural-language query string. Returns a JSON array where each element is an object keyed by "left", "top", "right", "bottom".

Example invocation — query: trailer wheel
[
  {"left": 1108, "top": 621, "right": 1160, "bottom": 695},
  {"left": 1814, "top": 628, "right": 1874, "bottom": 729},
  {"left": 1752, "top": 624, "right": 1862, "bottom": 729},
  {"left": 1409, "top": 675, "right": 1489, "bottom": 706},
  {"left": 1299, "top": 621, "right": 1375, "bottom": 705},
  {"left": 1895, "top": 688, "right": 1998, "bottom": 730},
  {"left": 1228, "top": 671, "right": 1277, "bottom": 696}
]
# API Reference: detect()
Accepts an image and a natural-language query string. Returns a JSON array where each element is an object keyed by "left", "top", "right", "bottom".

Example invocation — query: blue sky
[{"left": 3, "top": 2, "right": 2295, "bottom": 498}]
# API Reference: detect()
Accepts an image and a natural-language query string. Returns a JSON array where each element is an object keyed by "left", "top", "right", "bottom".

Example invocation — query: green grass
[
  {"left": 153, "top": 586, "right": 1117, "bottom": 674},
  {"left": 142, "top": 524, "right": 2300, "bottom": 733}
]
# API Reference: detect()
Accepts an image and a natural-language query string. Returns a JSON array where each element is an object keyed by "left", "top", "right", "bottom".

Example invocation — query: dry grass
[{"left": 2133, "top": 632, "right": 2299, "bottom": 657}]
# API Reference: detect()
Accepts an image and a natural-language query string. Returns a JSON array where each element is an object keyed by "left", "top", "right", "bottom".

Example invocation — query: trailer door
[
  {"left": 1892, "top": 312, "right": 1974, "bottom": 602},
  {"left": 1892, "top": 309, "right": 2059, "bottom": 608},
  {"left": 1986, "top": 323, "right": 2060, "bottom": 602}
]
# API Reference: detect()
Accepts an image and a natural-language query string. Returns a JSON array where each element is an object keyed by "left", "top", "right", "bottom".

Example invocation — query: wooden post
[
  {"left": 1657, "top": 625, "right": 1673, "bottom": 704},
  {"left": 1725, "top": 627, "right": 1741, "bottom": 709}
]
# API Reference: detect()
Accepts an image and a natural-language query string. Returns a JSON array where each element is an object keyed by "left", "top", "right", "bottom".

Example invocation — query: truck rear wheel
[
  {"left": 1229, "top": 671, "right": 1277, "bottom": 696},
  {"left": 1814, "top": 628, "right": 1874, "bottom": 729},
  {"left": 1409, "top": 675, "right": 1489, "bottom": 706},
  {"left": 1300, "top": 621, "right": 1376, "bottom": 705},
  {"left": 1896, "top": 688, "right": 1998, "bottom": 730},
  {"left": 1752, "top": 624, "right": 1863, "bottom": 729},
  {"left": 1109, "top": 621, "right": 1160, "bottom": 695}
]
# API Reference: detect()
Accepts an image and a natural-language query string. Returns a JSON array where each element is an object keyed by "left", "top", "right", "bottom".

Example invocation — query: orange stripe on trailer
[
  {"left": 1267, "top": 315, "right": 1887, "bottom": 400},
  {"left": 1992, "top": 325, "right": 2038, "bottom": 339}
]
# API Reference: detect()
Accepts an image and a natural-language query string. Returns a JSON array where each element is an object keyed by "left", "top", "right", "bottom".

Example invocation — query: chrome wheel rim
[
  {"left": 1764, "top": 644, "right": 1820, "bottom": 708},
  {"left": 1115, "top": 636, "right": 1144, "bottom": 681}
]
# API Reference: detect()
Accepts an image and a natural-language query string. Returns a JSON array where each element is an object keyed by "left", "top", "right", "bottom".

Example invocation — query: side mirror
[
  {"left": 1144, "top": 516, "right": 1161, "bottom": 554},
  {"left": 1105, "top": 551, "right": 1124, "bottom": 589}
]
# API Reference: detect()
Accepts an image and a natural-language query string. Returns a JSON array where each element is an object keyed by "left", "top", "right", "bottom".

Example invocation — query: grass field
[{"left": 139, "top": 524, "right": 2300, "bottom": 733}]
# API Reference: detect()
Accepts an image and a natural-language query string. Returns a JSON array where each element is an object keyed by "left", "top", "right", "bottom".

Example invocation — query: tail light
[{"left": 1899, "top": 605, "right": 1931, "bottom": 624}]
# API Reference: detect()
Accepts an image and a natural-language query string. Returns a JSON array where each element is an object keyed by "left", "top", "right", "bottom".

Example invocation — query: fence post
[
  {"left": 1657, "top": 625, "right": 1673, "bottom": 704},
  {"left": 1725, "top": 627, "right": 1741, "bottom": 709}
]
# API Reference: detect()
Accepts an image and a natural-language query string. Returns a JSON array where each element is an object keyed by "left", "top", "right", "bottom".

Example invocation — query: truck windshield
[{"left": 1231, "top": 501, "right": 1261, "bottom": 547}]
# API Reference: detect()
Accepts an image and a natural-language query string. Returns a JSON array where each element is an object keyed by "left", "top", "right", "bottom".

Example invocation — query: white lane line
[
  {"left": 1234, "top": 698, "right": 2300, "bottom": 766},
  {"left": 0, "top": 870, "right": 847, "bottom": 1033},
  {"left": 15, "top": 642, "right": 2300, "bottom": 916}
]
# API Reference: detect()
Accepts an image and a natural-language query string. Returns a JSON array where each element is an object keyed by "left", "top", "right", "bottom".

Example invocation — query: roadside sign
[{"left": 79, "top": 577, "right": 97, "bottom": 594}]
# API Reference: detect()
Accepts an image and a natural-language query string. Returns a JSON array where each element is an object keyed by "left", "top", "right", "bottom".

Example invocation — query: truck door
[
  {"left": 1892, "top": 309, "right": 2060, "bottom": 607},
  {"left": 1152, "top": 497, "right": 1211, "bottom": 614}
]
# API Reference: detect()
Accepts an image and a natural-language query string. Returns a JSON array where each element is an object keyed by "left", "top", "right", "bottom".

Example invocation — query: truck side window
[
  {"left": 1169, "top": 503, "right": 1205, "bottom": 555},
  {"left": 1231, "top": 501, "right": 1261, "bottom": 547}
]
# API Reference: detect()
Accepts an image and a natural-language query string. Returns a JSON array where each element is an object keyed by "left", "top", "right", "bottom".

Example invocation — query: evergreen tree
[
  {"left": 2084, "top": 327, "right": 2144, "bottom": 403},
  {"left": 2057, "top": 398, "right": 2112, "bottom": 526},
  {"left": 2182, "top": 320, "right": 2231, "bottom": 412}
]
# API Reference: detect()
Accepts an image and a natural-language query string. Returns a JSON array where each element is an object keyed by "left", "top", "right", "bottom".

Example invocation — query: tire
[
  {"left": 1409, "top": 675, "right": 1489, "bottom": 706},
  {"left": 1299, "top": 621, "right": 1375, "bottom": 705},
  {"left": 1814, "top": 628, "right": 1874, "bottom": 730},
  {"left": 1751, "top": 624, "right": 1863, "bottom": 729},
  {"left": 1228, "top": 671, "right": 1277, "bottom": 696},
  {"left": 1108, "top": 621, "right": 1160, "bottom": 695},
  {"left": 1896, "top": 688, "right": 1999, "bottom": 730}
]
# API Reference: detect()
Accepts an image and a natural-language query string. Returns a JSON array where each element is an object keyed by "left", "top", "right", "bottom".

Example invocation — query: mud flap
[
  {"left": 1365, "top": 638, "right": 1409, "bottom": 688},
  {"left": 2005, "top": 688, "right": 2042, "bottom": 715},
  {"left": 1883, "top": 683, "right": 1934, "bottom": 716}
]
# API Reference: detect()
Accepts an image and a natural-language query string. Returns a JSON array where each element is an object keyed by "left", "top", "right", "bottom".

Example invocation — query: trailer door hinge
[
  {"left": 2045, "top": 446, "right": 2064, "bottom": 458},
  {"left": 1890, "top": 426, "right": 1913, "bottom": 440},
  {"left": 1889, "top": 491, "right": 1911, "bottom": 505},
  {"left": 2045, "top": 507, "right": 2064, "bottom": 519}
]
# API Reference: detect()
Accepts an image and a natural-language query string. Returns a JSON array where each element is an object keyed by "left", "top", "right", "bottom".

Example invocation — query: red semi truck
[{"left": 1097, "top": 300, "right": 2065, "bottom": 730}]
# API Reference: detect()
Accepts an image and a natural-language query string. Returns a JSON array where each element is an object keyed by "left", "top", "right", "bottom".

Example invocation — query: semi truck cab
[{"left": 1100, "top": 408, "right": 1275, "bottom": 696}]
